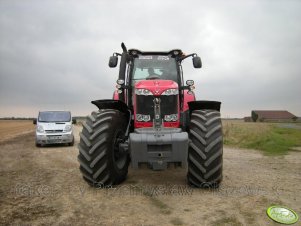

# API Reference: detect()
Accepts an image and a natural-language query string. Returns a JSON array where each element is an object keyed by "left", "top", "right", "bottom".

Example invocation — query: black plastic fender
[
  {"left": 92, "top": 99, "right": 132, "bottom": 136},
  {"left": 92, "top": 99, "right": 130, "bottom": 116},
  {"left": 188, "top": 100, "right": 221, "bottom": 113}
]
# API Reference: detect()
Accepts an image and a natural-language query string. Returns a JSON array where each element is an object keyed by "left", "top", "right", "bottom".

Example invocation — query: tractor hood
[{"left": 135, "top": 80, "right": 178, "bottom": 96}]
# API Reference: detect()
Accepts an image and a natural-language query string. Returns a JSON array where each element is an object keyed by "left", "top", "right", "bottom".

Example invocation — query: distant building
[{"left": 251, "top": 110, "right": 297, "bottom": 122}]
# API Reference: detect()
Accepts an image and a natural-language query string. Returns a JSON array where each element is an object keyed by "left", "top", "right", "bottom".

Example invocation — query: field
[
  {"left": 223, "top": 120, "right": 301, "bottom": 155},
  {"left": 0, "top": 120, "right": 35, "bottom": 141},
  {"left": 0, "top": 120, "right": 300, "bottom": 225}
]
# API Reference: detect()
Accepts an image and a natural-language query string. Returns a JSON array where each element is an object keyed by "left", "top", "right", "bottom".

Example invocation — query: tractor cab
[{"left": 109, "top": 45, "right": 202, "bottom": 129}]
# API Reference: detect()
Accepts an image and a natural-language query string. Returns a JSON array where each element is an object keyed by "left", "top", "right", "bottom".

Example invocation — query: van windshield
[{"left": 38, "top": 111, "right": 71, "bottom": 122}]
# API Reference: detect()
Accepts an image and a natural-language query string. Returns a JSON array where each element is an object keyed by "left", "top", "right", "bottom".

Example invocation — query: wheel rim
[{"left": 113, "top": 130, "right": 127, "bottom": 170}]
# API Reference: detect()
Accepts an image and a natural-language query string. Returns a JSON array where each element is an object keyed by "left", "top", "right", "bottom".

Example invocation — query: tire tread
[{"left": 187, "top": 109, "right": 223, "bottom": 188}]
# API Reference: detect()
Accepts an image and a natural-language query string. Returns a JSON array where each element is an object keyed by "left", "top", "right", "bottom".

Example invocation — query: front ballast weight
[
  {"left": 129, "top": 96, "right": 188, "bottom": 170},
  {"left": 129, "top": 128, "right": 188, "bottom": 170}
]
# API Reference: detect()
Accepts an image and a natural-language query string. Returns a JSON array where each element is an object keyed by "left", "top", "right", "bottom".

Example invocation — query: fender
[
  {"left": 91, "top": 99, "right": 130, "bottom": 116},
  {"left": 188, "top": 100, "right": 221, "bottom": 113}
]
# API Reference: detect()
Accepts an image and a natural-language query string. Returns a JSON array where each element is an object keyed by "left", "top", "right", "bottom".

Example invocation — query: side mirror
[
  {"left": 72, "top": 118, "right": 77, "bottom": 124},
  {"left": 193, "top": 56, "right": 202, "bottom": 68},
  {"left": 33, "top": 118, "right": 37, "bottom": 124},
  {"left": 109, "top": 56, "right": 118, "bottom": 68}
]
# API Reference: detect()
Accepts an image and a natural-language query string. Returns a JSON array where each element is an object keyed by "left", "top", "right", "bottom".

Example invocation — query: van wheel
[{"left": 69, "top": 137, "right": 74, "bottom": 146}]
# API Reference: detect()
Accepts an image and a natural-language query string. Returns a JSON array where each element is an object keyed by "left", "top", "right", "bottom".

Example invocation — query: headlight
[
  {"left": 37, "top": 125, "right": 44, "bottom": 133},
  {"left": 135, "top": 89, "right": 152, "bottom": 95},
  {"left": 64, "top": 125, "right": 72, "bottom": 132},
  {"left": 164, "top": 114, "right": 178, "bottom": 122},
  {"left": 161, "top": 89, "right": 178, "bottom": 95},
  {"left": 136, "top": 114, "right": 151, "bottom": 122}
]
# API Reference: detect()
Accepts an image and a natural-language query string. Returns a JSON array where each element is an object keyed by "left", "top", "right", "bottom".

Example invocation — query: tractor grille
[{"left": 136, "top": 95, "right": 178, "bottom": 121}]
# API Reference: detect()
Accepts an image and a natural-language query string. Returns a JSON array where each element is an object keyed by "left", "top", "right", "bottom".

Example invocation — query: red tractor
[{"left": 78, "top": 43, "right": 223, "bottom": 188}]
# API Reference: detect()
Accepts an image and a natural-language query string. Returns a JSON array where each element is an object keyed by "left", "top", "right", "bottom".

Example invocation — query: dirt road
[{"left": 0, "top": 123, "right": 300, "bottom": 225}]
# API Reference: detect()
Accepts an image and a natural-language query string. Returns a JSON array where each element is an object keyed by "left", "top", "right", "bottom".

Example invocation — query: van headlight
[
  {"left": 37, "top": 125, "right": 44, "bottom": 133},
  {"left": 64, "top": 125, "right": 72, "bottom": 132}
]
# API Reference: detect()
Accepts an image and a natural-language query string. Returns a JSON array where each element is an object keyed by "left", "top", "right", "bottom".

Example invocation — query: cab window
[{"left": 132, "top": 55, "right": 178, "bottom": 84}]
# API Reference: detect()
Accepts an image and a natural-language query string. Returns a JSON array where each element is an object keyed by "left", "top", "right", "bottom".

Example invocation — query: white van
[{"left": 34, "top": 111, "right": 76, "bottom": 147}]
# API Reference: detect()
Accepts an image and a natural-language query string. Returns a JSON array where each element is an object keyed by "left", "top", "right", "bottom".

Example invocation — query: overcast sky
[{"left": 0, "top": 0, "right": 300, "bottom": 118}]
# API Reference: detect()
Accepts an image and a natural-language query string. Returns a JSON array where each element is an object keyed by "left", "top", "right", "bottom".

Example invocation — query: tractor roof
[{"left": 128, "top": 49, "right": 183, "bottom": 58}]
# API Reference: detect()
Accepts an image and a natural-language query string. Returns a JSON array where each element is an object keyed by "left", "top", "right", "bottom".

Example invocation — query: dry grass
[
  {"left": 223, "top": 120, "right": 270, "bottom": 144},
  {"left": 0, "top": 120, "right": 34, "bottom": 142}
]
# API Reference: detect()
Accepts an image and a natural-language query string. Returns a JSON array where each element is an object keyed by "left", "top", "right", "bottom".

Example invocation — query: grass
[{"left": 223, "top": 120, "right": 301, "bottom": 155}]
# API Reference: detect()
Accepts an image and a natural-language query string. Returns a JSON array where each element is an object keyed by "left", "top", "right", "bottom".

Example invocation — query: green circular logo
[{"left": 267, "top": 206, "right": 299, "bottom": 224}]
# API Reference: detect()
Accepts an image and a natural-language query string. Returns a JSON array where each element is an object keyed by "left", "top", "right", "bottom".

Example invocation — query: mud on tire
[
  {"left": 78, "top": 109, "right": 130, "bottom": 187},
  {"left": 187, "top": 110, "right": 223, "bottom": 188}
]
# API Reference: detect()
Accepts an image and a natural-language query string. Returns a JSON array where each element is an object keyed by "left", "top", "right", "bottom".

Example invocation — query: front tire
[
  {"left": 187, "top": 110, "right": 223, "bottom": 188},
  {"left": 78, "top": 109, "right": 130, "bottom": 187}
]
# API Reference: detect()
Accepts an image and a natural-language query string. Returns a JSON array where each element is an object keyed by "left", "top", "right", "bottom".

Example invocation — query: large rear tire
[
  {"left": 187, "top": 110, "right": 223, "bottom": 188},
  {"left": 78, "top": 109, "right": 130, "bottom": 187}
]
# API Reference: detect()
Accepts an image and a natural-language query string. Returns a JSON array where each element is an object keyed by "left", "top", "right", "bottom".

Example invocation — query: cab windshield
[{"left": 132, "top": 55, "right": 178, "bottom": 83}]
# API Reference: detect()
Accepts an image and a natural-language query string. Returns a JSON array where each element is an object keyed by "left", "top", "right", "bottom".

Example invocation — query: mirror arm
[
  {"left": 114, "top": 52, "right": 122, "bottom": 57},
  {"left": 179, "top": 53, "right": 197, "bottom": 61},
  {"left": 180, "top": 86, "right": 190, "bottom": 90}
]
